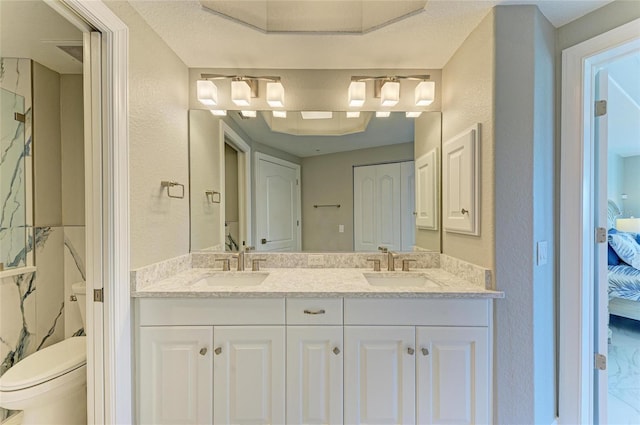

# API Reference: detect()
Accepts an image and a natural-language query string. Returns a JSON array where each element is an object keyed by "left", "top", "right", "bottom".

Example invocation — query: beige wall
[
  {"left": 60, "top": 74, "right": 84, "bottom": 226},
  {"left": 224, "top": 143, "right": 239, "bottom": 222},
  {"left": 106, "top": 1, "right": 190, "bottom": 269},
  {"left": 414, "top": 112, "right": 442, "bottom": 251},
  {"left": 440, "top": 11, "right": 495, "bottom": 270},
  {"left": 301, "top": 143, "right": 414, "bottom": 251}
]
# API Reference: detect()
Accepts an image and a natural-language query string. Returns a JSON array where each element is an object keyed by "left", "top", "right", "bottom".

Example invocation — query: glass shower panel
[{"left": 0, "top": 88, "right": 28, "bottom": 270}]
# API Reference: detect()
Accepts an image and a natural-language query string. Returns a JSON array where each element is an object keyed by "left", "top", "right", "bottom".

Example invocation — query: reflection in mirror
[{"left": 189, "top": 110, "right": 441, "bottom": 253}]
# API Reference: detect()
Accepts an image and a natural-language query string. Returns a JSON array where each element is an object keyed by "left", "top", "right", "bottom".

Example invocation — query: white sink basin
[
  {"left": 363, "top": 273, "right": 440, "bottom": 288},
  {"left": 196, "top": 272, "right": 269, "bottom": 287}
]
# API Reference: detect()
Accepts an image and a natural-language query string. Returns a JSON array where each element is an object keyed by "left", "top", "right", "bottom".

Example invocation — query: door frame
[
  {"left": 219, "top": 122, "right": 252, "bottom": 249},
  {"left": 46, "top": 1, "right": 130, "bottom": 423},
  {"left": 559, "top": 18, "right": 640, "bottom": 425},
  {"left": 254, "top": 152, "right": 301, "bottom": 250}
]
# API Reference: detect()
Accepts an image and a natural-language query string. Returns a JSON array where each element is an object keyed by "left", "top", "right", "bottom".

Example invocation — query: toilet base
[{"left": 20, "top": 384, "right": 86, "bottom": 425}]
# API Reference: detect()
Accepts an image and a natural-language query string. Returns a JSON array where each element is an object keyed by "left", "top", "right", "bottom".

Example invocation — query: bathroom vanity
[{"left": 133, "top": 262, "right": 502, "bottom": 425}]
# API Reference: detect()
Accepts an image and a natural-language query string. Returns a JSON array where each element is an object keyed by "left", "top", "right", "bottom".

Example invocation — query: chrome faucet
[
  {"left": 387, "top": 251, "right": 398, "bottom": 271},
  {"left": 235, "top": 250, "right": 245, "bottom": 271}
]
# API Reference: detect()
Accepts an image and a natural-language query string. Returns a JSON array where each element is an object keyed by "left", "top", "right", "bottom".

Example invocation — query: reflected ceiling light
[
  {"left": 210, "top": 109, "right": 227, "bottom": 116},
  {"left": 406, "top": 111, "right": 422, "bottom": 118},
  {"left": 267, "top": 82, "right": 285, "bottom": 107},
  {"left": 380, "top": 80, "right": 400, "bottom": 106},
  {"left": 415, "top": 81, "right": 435, "bottom": 106},
  {"left": 301, "top": 111, "right": 333, "bottom": 120},
  {"left": 273, "top": 110, "right": 287, "bottom": 118},
  {"left": 231, "top": 79, "right": 252, "bottom": 106},
  {"left": 240, "top": 110, "right": 257, "bottom": 118},
  {"left": 376, "top": 111, "right": 391, "bottom": 117},
  {"left": 346, "top": 111, "right": 361, "bottom": 118},
  {"left": 348, "top": 81, "right": 366, "bottom": 107},
  {"left": 197, "top": 80, "right": 217, "bottom": 106}
]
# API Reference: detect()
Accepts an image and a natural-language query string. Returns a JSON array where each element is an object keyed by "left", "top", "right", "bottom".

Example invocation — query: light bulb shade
[
  {"left": 273, "top": 110, "right": 287, "bottom": 118},
  {"left": 406, "top": 111, "right": 422, "bottom": 118},
  {"left": 197, "top": 80, "right": 217, "bottom": 106},
  {"left": 348, "top": 81, "right": 366, "bottom": 107},
  {"left": 617, "top": 218, "right": 640, "bottom": 233},
  {"left": 231, "top": 80, "right": 252, "bottom": 106},
  {"left": 267, "top": 82, "right": 285, "bottom": 107},
  {"left": 346, "top": 111, "right": 360, "bottom": 118},
  {"left": 376, "top": 111, "right": 391, "bottom": 117},
  {"left": 415, "top": 81, "right": 435, "bottom": 106},
  {"left": 210, "top": 109, "right": 227, "bottom": 116},
  {"left": 380, "top": 81, "right": 400, "bottom": 106},
  {"left": 301, "top": 111, "right": 333, "bottom": 120},
  {"left": 241, "top": 110, "right": 257, "bottom": 117}
]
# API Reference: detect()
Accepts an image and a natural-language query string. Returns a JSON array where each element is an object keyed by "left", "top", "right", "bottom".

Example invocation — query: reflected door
[{"left": 255, "top": 153, "right": 300, "bottom": 251}]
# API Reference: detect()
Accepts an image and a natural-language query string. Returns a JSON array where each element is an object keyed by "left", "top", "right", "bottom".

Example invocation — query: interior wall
[
  {"left": 608, "top": 153, "right": 624, "bottom": 209},
  {"left": 623, "top": 155, "right": 640, "bottom": 217},
  {"left": 301, "top": 143, "right": 413, "bottom": 251},
  {"left": 414, "top": 112, "right": 442, "bottom": 251},
  {"left": 106, "top": 0, "right": 190, "bottom": 269},
  {"left": 441, "top": 10, "right": 495, "bottom": 270}
]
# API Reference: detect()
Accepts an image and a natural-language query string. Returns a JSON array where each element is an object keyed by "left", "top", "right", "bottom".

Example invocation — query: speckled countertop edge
[{"left": 132, "top": 267, "right": 504, "bottom": 299}]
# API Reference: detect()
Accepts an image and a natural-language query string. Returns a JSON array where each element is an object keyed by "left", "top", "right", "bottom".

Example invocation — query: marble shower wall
[{"left": 0, "top": 60, "right": 84, "bottom": 422}]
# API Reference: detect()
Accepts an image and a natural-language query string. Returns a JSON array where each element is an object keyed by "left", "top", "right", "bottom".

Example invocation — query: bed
[{"left": 607, "top": 200, "right": 640, "bottom": 321}]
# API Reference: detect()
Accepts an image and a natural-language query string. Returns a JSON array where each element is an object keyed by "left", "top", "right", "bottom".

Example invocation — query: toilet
[{"left": 0, "top": 282, "right": 88, "bottom": 425}]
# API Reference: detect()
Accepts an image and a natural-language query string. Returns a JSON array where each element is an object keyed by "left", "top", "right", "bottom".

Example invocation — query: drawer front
[
  {"left": 344, "top": 298, "right": 489, "bottom": 326},
  {"left": 137, "top": 298, "right": 285, "bottom": 326},
  {"left": 286, "top": 298, "right": 343, "bottom": 325}
]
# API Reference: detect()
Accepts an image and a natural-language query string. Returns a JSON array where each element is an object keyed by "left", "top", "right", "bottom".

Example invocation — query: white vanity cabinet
[{"left": 135, "top": 297, "right": 492, "bottom": 425}]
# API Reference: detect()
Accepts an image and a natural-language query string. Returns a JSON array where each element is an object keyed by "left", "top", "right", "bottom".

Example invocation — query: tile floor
[{"left": 608, "top": 315, "right": 640, "bottom": 425}]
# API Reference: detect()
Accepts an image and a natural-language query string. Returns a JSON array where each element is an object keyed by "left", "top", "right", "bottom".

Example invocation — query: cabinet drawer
[{"left": 286, "top": 298, "right": 343, "bottom": 325}]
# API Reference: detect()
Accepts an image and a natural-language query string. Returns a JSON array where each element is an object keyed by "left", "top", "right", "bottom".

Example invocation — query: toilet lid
[{"left": 0, "top": 336, "right": 86, "bottom": 391}]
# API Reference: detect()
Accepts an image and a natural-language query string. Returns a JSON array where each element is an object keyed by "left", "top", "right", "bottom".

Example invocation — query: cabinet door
[
  {"left": 213, "top": 326, "right": 285, "bottom": 425},
  {"left": 416, "top": 327, "right": 489, "bottom": 425},
  {"left": 138, "top": 326, "right": 213, "bottom": 425},
  {"left": 415, "top": 149, "right": 438, "bottom": 230},
  {"left": 287, "top": 326, "right": 343, "bottom": 425},
  {"left": 344, "top": 326, "right": 415, "bottom": 424}
]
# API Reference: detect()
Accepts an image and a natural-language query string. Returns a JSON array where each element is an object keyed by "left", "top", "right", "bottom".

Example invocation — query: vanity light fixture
[
  {"left": 240, "top": 110, "right": 256, "bottom": 118},
  {"left": 210, "top": 109, "right": 227, "bottom": 116},
  {"left": 406, "top": 111, "right": 422, "bottom": 118},
  {"left": 380, "top": 80, "right": 400, "bottom": 106},
  {"left": 348, "top": 81, "right": 366, "bottom": 107},
  {"left": 346, "top": 111, "right": 361, "bottom": 118},
  {"left": 273, "top": 110, "right": 287, "bottom": 118},
  {"left": 200, "top": 73, "right": 284, "bottom": 108},
  {"left": 197, "top": 80, "right": 218, "bottom": 106},
  {"left": 376, "top": 111, "right": 391, "bottom": 118},
  {"left": 415, "top": 81, "right": 435, "bottom": 106}
]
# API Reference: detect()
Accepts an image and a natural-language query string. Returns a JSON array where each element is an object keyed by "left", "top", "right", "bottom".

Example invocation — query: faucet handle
[
  {"left": 367, "top": 258, "right": 381, "bottom": 272},
  {"left": 215, "top": 258, "right": 231, "bottom": 271},
  {"left": 251, "top": 259, "right": 267, "bottom": 271},
  {"left": 402, "top": 259, "right": 417, "bottom": 272},
  {"left": 377, "top": 246, "right": 389, "bottom": 253},
  {"left": 245, "top": 246, "right": 255, "bottom": 252}
]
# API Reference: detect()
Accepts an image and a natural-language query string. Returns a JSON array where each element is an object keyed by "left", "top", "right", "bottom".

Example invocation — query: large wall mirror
[{"left": 189, "top": 109, "right": 441, "bottom": 253}]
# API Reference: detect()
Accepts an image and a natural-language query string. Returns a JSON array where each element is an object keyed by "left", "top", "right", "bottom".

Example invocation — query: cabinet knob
[
  {"left": 461, "top": 208, "right": 469, "bottom": 215},
  {"left": 303, "top": 309, "right": 326, "bottom": 315},
  {"left": 199, "top": 347, "right": 207, "bottom": 356},
  {"left": 333, "top": 347, "right": 340, "bottom": 355},
  {"left": 214, "top": 347, "right": 222, "bottom": 355},
  {"left": 407, "top": 347, "right": 415, "bottom": 355},
  {"left": 421, "top": 348, "right": 429, "bottom": 356}
]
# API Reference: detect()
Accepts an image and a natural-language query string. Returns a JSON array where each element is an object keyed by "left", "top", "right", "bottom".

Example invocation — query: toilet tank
[{"left": 71, "top": 282, "right": 87, "bottom": 329}]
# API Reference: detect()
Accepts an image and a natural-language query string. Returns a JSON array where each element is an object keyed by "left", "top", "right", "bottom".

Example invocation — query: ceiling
[
  {"left": 129, "top": 0, "right": 613, "bottom": 69},
  {"left": 0, "top": 0, "right": 83, "bottom": 74}
]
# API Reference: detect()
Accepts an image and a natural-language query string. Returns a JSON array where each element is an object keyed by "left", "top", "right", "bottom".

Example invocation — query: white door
[
  {"left": 354, "top": 163, "right": 402, "bottom": 251},
  {"left": 287, "top": 326, "right": 343, "bottom": 425},
  {"left": 344, "top": 326, "right": 416, "bottom": 424},
  {"left": 416, "top": 327, "right": 489, "bottom": 425},
  {"left": 401, "top": 161, "right": 416, "bottom": 251},
  {"left": 415, "top": 149, "right": 438, "bottom": 230},
  {"left": 255, "top": 153, "right": 300, "bottom": 251},
  {"left": 213, "top": 326, "right": 286, "bottom": 425},
  {"left": 138, "top": 326, "right": 213, "bottom": 425}
]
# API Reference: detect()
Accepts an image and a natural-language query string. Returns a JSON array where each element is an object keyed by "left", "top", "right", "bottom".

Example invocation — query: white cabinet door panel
[
  {"left": 417, "top": 327, "right": 489, "bottom": 425},
  {"left": 138, "top": 326, "right": 213, "bottom": 425},
  {"left": 287, "top": 326, "right": 343, "bottom": 425},
  {"left": 401, "top": 161, "right": 416, "bottom": 250},
  {"left": 415, "top": 149, "right": 438, "bottom": 230},
  {"left": 213, "top": 326, "right": 285, "bottom": 425},
  {"left": 344, "top": 326, "right": 415, "bottom": 424},
  {"left": 443, "top": 125, "right": 479, "bottom": 235},
  {"left": 354, "top": 165, "right": 378, "bottom": 251}
]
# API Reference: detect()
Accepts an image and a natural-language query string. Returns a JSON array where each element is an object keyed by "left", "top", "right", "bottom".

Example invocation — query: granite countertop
[{"left": 132, "top": 267, "right": 504, "bottom": 299}]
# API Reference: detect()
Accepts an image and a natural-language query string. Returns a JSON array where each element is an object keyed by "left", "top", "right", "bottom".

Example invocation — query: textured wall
[
  {"left": 440, "top": 11, "right": 495, "bottom": 270},
  {"left": 106, "top": 1, "right": 190, "bottom": 269},
  {"left": 301, "top": 143, "right": 414, "bottom": 251}
]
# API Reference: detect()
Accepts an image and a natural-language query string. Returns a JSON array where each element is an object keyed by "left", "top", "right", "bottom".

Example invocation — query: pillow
[
  {"left": 608, "top": 232, "right": 640, "bottom": 270},
  {"left": 608, "top": 229, "right": 622, "bottom": 265}
]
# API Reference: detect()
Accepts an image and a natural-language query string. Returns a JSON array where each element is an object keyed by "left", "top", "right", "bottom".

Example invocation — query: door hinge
[
  {"left": 94, "top": 288, "right": 104, "bottom": 303},
  {"left": 595, "top": 100, "right": 607, "bottom": 117},
  {"left": 14, "top": 112, "right": 26, "bottom": 123},
  {"left": 595, "top": 227, "right": 607, "bottom": 244},
  {"left": 297, "top": 220, "right": 300, "bottom": 226},
  {"left": 595, "top": 353, "right": 607, "bottom": 370},
  {"left": 296, "top": 179, "right": 299, "bottom": 186}
]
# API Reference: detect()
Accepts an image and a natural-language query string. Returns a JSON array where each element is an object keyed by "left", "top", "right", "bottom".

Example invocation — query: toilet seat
[{"left": 0, "top": 336, "right": 86, "bottom": 392}]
